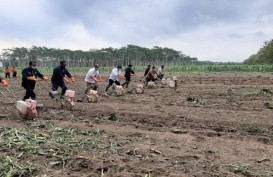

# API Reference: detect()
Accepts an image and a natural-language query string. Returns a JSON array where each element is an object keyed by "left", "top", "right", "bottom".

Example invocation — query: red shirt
[
  {"left": 5, "top": 68, "right": 10, "bottom": 74},
  {"left": 12, "top": 68, "right": 17, "bottom": 73},
  {"left": 146, "top": 70, "right": 157, "bottom": 79}
]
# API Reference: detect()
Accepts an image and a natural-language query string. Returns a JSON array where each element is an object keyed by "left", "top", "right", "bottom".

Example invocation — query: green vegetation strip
[{"left": 3, "top": 65, "right": 273, "bottom": 77}]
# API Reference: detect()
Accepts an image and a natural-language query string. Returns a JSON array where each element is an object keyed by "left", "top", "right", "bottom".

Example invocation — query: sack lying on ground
[
  {"left": 114, "top": 85, "right": 126, "bottom": 96},
  {"left": 161, "top": 78, "right": 167, "bottom": 85},
  {"left": 61, "top": 97, "right": 75, "bottom": 110},
  {"left": 16, "top": 100, "right": 37, "bottom": 120},
  {"left": 147, "top": 82, "right": 155, "bottom": 89},
  {"left": 167, "top": 80, "right": 175, "bottom": 88},
  {"left": 135, "top": 84, "right": 144, "bottom": 94},
  {"left": 87, "top": 90, "right": 99, "bottom": 103}
]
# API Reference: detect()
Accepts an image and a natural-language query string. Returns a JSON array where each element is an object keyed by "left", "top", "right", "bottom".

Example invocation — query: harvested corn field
[{"left": 1, "top": 72, "right": 273, "bottom": 177}]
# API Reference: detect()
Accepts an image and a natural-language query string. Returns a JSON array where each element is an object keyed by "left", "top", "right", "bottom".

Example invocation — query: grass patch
[
  {"left": 243, "top": 124, "right": 263, "bottom": 133},
  {"left": 243, "top": 89, "right": 273, "bottom": 96}
]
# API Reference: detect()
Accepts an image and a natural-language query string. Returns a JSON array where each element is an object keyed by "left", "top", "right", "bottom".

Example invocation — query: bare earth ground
[{"left": 1, "top": 72, "right": 273, "bottom": 177}]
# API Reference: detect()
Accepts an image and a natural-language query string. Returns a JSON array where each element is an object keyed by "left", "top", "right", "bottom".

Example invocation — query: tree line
[
  {"left": 1, "top": 45, "right": 200, "bottom": 67},
  {"left": 243, "top": 39, "right": 273, "bottom": 65}
]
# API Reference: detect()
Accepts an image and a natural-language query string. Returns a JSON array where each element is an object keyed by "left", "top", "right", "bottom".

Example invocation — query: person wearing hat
[
  {"left": 105, "top": 65, "right": 124, "bottom": 92},
  {"left": 122, "top": 64, "right": 136, "bottom": 88},
  {"left": 145, "top": 66, "right": 158, "bottom": 86}
]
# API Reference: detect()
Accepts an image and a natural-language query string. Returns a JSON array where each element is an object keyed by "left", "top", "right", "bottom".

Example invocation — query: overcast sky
[{"left": 0, "top": 0, "right": 272, "bottom": 62}]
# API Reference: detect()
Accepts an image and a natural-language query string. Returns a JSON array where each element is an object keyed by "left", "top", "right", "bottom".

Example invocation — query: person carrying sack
[
  {"left": 51, "top": 60, "right": 74, "bottom": 99},
  {"left": 105, "top": 65, "right": 124, "bottom": 92},
  {"left": 21, "top": 61, "right": 48, "bottom": 101}
]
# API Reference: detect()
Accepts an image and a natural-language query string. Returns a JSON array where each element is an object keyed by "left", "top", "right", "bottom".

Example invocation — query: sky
[{"left": 0, "top": 0, "right": 273, "bottom": 62}]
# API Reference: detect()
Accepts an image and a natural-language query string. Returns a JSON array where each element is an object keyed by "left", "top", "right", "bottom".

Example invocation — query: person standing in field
[
  {"left": 105, "top": 65, "right": 124, "bottom": 92},
  {"left": 0, "top": 77, "right": 8, "bottom": 87},
  {"left": 122, "top": 64, "right": 136, "bottom": 88},
  {"left": 12, "top": 66, "right": 17, "bottom": 77},
  {"left": 21, "top": 61, "right": 48, "bottom": 101},
  {"left": 5, "top": 67, "right": 10, "bottom": 78},
  {"left": 157, "top": 65, "right": 165, "bottom": 80},
  {"left": 51, "top": 60, "right": 75, "bottom": 99}
]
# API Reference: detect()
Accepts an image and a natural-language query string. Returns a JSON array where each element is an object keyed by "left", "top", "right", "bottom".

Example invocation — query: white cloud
[
  {"left": 155, "top": 21, "right": 272, "bottom": 62},
  {"left": 0, "top": 0, "right": 273, "bottom": 62}
]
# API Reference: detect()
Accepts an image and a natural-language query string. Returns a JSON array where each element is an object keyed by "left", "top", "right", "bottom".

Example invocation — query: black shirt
[
  {"left": 21, "top": 67, "right": 44, "bottom": 86},
  {"left": 51, "top": 66, "right": 72, "bottom": 84},
  {"left": 144, "top": 67, "right": 150, "bottom": 76},
  {"left": 124, "top": 67, "right": 135, "bottom": 80}
]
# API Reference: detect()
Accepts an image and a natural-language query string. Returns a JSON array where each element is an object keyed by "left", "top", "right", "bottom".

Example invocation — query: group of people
[
  {"left": 1, "top": 61, "right": 74, "bottom": 101},
  {"left": 4, "top": 66, "right": 17, "bottom": 78},
  {"left": 83, "top": 64, "right": 135, "bottom": 94},
  {"left": 84, "top": 64, "right": 164, "bottom": 93},
  {"left": 144, "top": 65, "right": 164, "bottom": 85},
  {"left": 21, "top": 61, "right": 74, "bottom": 101},
  {"left": 1, "top": 61, "right": 165, "bottom": 103}
]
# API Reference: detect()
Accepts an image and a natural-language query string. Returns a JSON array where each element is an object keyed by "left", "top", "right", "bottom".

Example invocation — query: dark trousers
[
  {"left": 105, "top": 79, "right": 120, "bottom": 91},
  {"left": 22, "top": 84, "right": 36, "bottom": 101},
  {"left": 122, "top": 80, "right": 131, "bottom": 88},
  {"left": 158, "top": 74, "right": 164, "bottom": 80},
  {"left": 85, "top": 82, "right": 98, "bottom": 94},
  {"left": 5, "top": 73, "right": 10, "bottom": 78},
  {"left": 145, "top": 78, "right": 156, "bottom": 86},
  {"left": 52, "top": 82, "right": 67, "bottom": 96},
  {"left": 12, "top": 72, "right": 17, "bottom": 77}
]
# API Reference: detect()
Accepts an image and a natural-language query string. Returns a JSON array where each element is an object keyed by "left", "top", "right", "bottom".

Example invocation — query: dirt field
[{"left": 1, "top": 72, "right": 273, "bottom": 177}]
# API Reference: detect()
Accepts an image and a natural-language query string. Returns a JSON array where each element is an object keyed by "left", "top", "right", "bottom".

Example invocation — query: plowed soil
[{"left": 1, "top": 72, "right": 273, "bottom": 177}]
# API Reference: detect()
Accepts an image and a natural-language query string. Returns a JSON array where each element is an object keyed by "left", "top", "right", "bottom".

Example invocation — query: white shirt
[
  {"left": 109, "top": 68, "right": 122, "bottom": 81},
  {"left": 85, "top": 68, "right": 99, "bottom": 83},
  {"left": 158, "top": 68, "right": 164, "bottom": 75}
]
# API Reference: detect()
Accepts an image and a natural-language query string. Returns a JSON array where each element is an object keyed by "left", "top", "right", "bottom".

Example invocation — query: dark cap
[
  {"left": 117, "top": 65, "right": 122, "bottom": 69},
  {"left": 128, "top": 64, "right": 133, "bottom": 67}
]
